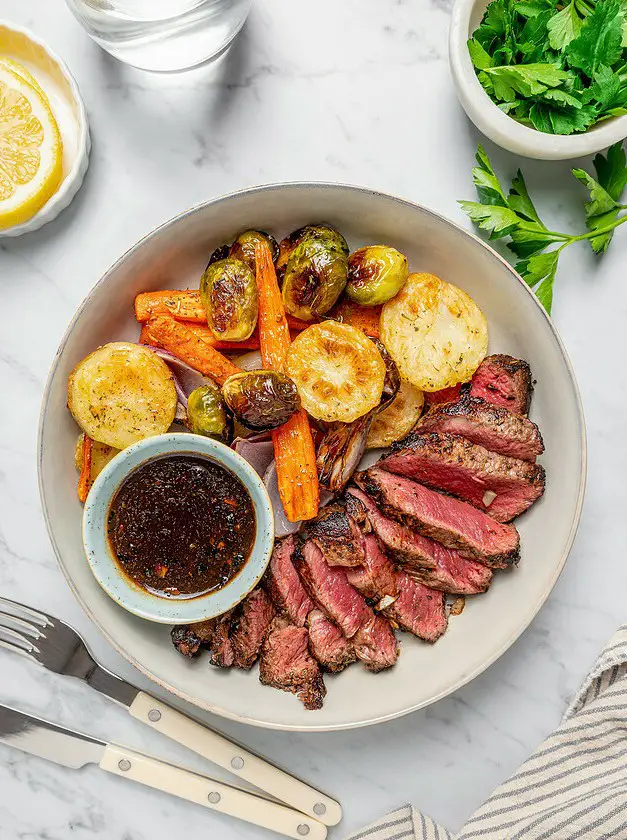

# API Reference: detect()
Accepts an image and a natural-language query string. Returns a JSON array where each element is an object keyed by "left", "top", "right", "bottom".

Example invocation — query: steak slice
[
  {"left": 345, "top": 534, "right": 398, "bottom": 602},
  {"left": 298, "top": 541, "right": 398, "bottom": 671},
  {"left": 259, "top": 617, "right": 326, "bottom": 710},
  {"left": 469, "top": 354, "right": 532, "bottom": 415},
  {"left": 380, "top": 432, "right": 545, "bottom": 522},
  {"left": 171, "top": 621, "right": 215, "bottom": 658},
  {"left": 418, "top": 395, "right": 544, "bottom": 462},
  {"left": 385, "top": 572, "right": 447, "bottom": 642},
  {"left": 346, "top": 488, "right": 492, "bottom": 595},
  {"left": 171, "top": 611, "right": 237, "bottom": 666},
  {"left": 307, "top": 609, "right": 356, "bottom": 673},
  {"left": 424, "top": 384, "right": 464, "bottom": 408},
  {"left": 264, "top": 536, "right": 313, "bottom": 627},
  {"left": 304, "top": 504, "right": 365, "bottom": 567},
  {"left": 231, "top": 588, "right": 276, "bottom": 670},
  {"left": 355, "top": 468, "right": 519, "bottom": 567}
]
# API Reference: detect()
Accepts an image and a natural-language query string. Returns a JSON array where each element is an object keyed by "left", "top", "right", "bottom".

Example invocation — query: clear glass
[{"left": 64, "top": 0, "right": 252, "bottom": 72}]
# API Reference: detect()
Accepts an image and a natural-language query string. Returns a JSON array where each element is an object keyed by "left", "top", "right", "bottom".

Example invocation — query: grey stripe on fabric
[
  {"left": 519, "top": 785, "right": 626, "bottom": 840},
  {"left": 596, "top": 811, "right": 627, "bottom": 840},
  {"left": 347, "top": 814, "right": 411, "bottom": 840},
  {"left": 386, "top": 830, "right": 415, "bottom": 840},
  {"left": 568, "top": 798, "right": 627, "bottom": 839}
]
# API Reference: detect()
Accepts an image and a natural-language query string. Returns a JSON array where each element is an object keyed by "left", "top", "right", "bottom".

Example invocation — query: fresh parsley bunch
[
  {"left": 468, "top": 0, "right": 627, "bottom": 134},
  {"left": 459, "top": 142, "right": 627, "bottom": 312}
]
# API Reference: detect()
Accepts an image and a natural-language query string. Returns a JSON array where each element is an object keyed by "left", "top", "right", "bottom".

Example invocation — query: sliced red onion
[
  {"left": 233, "top": 438, "right": 275, "bottom": 479},
  {"left": 146, "top": 345, "right": 212, "bottom": 408},
  {"left": 262, "top": 461, "right": 334, "bottom": 537}
]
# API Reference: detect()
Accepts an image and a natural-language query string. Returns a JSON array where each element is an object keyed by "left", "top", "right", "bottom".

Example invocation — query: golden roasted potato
[
  {"left": 366, "top": 379, "right": 424, "bottom": 449},
  {"left": 74, "top": 433, "right": 120, "bottom": 485},
  {"left": 285, "top": 321, "right": 386, "bottom": 423},
  {"left": 68, "top": 342, "right": 177, "bottom": 449},
  {"left": 380, "top": 273, "right": 488, "bottom": 391}
]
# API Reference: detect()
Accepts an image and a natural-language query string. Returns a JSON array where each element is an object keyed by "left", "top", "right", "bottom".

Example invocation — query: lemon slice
[
  {"left": 0, "top": 58, "right": 47, "bottom": 99},
  {"left": 0, "top": 64, "right": 63, "bottom": 229}
]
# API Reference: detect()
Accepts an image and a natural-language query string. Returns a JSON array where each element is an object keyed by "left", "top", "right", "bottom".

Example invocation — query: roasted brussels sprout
[
  {"left": 207, "top": 244, "right": 231, "bottom": 267},
  {"left": 229, "top": 230, "right": 279, "bottom": 271},
  {"left": 186, "top": 384, "right": 232, "bottom": 442},
  {"left": 222, "top": 370, "right": 300, "bottom": 431},
  {"left": 200, "top": 257, "right": 258, "bottom": 341},
  {"left": 346, "top": 246, "right": 408, "bottom": 306},
  {"left": 281, "top": 224, "right": 349, "bottom": 321}
]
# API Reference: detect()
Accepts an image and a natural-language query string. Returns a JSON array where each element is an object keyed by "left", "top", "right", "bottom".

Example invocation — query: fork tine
[
  {"left": 0, "top": 625, "right": 39, "bottom": 657},
  {"left": 0, "top": 610, "right": 44, "bottom": 640},
  {"left": 0, "top": 596, "right": 51, "bottom": 627}
]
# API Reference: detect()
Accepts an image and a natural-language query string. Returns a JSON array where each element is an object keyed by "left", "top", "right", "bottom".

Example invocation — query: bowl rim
[
  {"left": 82, "top": 432, "right": 275, "bottom": 625},
  {"left": 0, "top": 19, "right": 91, "bottom": 236},
  {"left": 448, "top": 0, "right": 627, "bottom": 160},
  {"left": 37, "top": 181, "right": 587, "bottom": 730}
]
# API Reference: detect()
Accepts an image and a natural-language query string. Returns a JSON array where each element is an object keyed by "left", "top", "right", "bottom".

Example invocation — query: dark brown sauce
[{"left": 107, "top": 454, "right": 255, "bottom": 599}]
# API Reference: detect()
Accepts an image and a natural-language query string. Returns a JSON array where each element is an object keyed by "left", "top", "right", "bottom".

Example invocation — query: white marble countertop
[{"left": 1, "top": 1, "right": 626, "bottom": 838}]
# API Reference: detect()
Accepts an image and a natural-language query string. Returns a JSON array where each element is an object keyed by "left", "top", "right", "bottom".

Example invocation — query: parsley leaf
[
  {"left": 566, "top": 0, "right": 624, "bottom": 77},
  {"left": 468, "top": 38, "right": 495, "bottom": 69},
  {"left": 547, "top": 1, "right": 584, "bottom": 50},
  {"left": 573, "top": 142, "right": 627, "bottom": 251},
  {"left": 484, "top": 63, "right": 570, "bottom": 101}
]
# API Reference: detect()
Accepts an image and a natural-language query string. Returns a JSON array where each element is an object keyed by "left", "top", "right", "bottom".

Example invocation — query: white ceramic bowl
[
  {"left": 38, "top": 183, "right": 586, "bottom": 731},
  {"left": 0, "top": 21, "right": 90, "bottom": 237},
  {"left": 82, "top": 433, "right": 275, "bottom": 625},
  {"left": 449, "top": 0, "right": 627, "bottom": 160}
]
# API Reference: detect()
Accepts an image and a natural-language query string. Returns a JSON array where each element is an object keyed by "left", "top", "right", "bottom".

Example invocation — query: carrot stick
[
  {"left": 142, "top": 315, "right": 240, "bottom": 385},
  {"left": 77, "top": 434, "right": 93, "bottom": 503},
  {"left": 184, "top": 323, "right": 260, "bottom": 351},
  {"left": 255, "top": 241, "right": 319, "bottom": 522}
]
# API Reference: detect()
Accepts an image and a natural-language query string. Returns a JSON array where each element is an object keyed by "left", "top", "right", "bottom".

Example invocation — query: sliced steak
[
  {"left": 307, "top": 609, "right": 356, "bottom": 673},
  {"left": 346, "top": 488, "right": 492, "bottom": 595},
  {"left": 304, "top": 504, "right": 365, "bottom": 567},
  {"left": 418, "top": 395, "right": 544, "bottom": 462},
  {"left": 298, "top": 541, "right": 398, "bottom": 671},
  {"left": 345, "top": 534, "right": 398, "bottom": 601},
  {"left": 264, "top": 536, "right": 313, "bottom": 626},
  {"left": 380, "top": 432, "right": 545, "bottom": 522},
  {"left": 259, "top": 617, "right": 326, "bottom": 710},
  {"left": 171, "top": 622, "right": 214, "bottom": 658},
  {"left": 355, "top": 468, "right": 520, "bottom": 568},
  {"left": 385, "top": 572, "right": 447, "bottom": 642},
  {"left": 424, "top": 384, "right": 464, "bottom": 408},
  {"left": 352, "top": 613, "right": 399, "bottom": 672},
  {"left": 230, "top": 588, "right": 276, "bottom": 670},
  {"left": 172, "top": 612, "right": 237, "bottom": 666},
  {"left": 470, "top": 354, "right": 532, "bottom": 415},
  {"left": 297, "top": 541, "right": 372, "bottom": 638}
]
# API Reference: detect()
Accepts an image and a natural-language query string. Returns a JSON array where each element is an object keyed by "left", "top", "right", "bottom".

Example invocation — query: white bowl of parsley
[{"left": 449, "top": 0, "right": 627, "bottom": 159}]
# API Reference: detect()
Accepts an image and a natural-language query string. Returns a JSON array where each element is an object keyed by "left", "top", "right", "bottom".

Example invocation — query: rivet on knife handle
[{"left": 128, "top": 692, "right": 342, "bottom": 826}]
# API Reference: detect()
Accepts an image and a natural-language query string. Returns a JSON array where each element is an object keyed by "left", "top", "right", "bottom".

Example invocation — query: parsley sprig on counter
[
  {"left": 459, "top": 142, "right": 627, "bottom": 312},
  {"left": 468, "top": 0, "right": 627, "bottom": 134}
]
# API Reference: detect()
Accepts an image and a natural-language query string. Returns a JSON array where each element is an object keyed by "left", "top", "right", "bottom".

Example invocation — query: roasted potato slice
[
  {"left": 366, "top": 379, "right": 424, "bottom": 449},
  {"left": 74, "top": 433, "right": 120, "bottom": 483},
  {"left": 285, "top": 321, "right": 385, "bottom": 423},
  {"left": 68, "top": 342, "right": 177, "bottom": 449},
  {"left": 380, "top": 273, "right": 488, "bottom": 391}
]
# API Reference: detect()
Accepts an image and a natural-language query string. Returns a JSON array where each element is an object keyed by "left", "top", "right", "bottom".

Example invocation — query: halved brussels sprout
[
  {"left": 200, "top": 257, "right": 258, "bottom": 341},
  {"left": 207, "top": 244, "right": 231, "bottom": 267},
  {"left": 186, "top": 384, "right": 232, "bottom": 442},
  {"left": 230, "top": 230, "right": 279, "bottom": 271},
  {"left": 281, "top": 224, "right": 349, "bottom": 321},
  {"left": 346, "top": 246, "right": 408, "bottom": 306},
  {"left": 222, "top": 370, "right": 300, "bottom": 431}
]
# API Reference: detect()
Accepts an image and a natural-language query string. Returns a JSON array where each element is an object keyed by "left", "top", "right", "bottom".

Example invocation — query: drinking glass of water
[{"left": 64, "top": 0, "right": 252, "bottom": 72}]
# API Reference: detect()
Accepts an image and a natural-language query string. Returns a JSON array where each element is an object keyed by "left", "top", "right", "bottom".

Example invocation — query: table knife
[{"left": 0, "top": 704, "right": 326, "bottom": 840}]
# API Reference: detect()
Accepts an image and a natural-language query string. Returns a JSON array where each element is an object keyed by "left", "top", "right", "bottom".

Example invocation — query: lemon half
[{"left": 0, "top": 64, "right": 63, "bottom": 229}]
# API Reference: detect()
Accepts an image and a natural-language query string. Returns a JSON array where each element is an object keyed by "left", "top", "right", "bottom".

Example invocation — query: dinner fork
[{"left": 0, "top": 596, "right": 341, "bottom": 827}]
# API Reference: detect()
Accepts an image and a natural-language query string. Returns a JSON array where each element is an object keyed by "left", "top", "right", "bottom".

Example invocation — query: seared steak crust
[
  {"left": 307, "top": 609, "right": 356, "bottom": 673},
  {"left": 418, "top": 395, "right": 544, "bottom": 462},
  {"left": 304, "top": 504, "right": 365, "bottom": 567},
  {"left": 171, "top": 624, "right": 210, "bottom": 658},
  {"left": 259, "top": 617, "right": 326, "bottom": 710},
  {"left": 355, "top": 468, "right": 520, "bottom": 568},
  {"left": 264, "top": 536, "right": 313, "bottom": 627},
  {"left": 469, "top": 354, "right": 532, "bottom": 415},
  {"left": 231, "top": 588, "right": 276, "bottom": 670},
  {"left": 346, "top": 488, "right": 492, "bottom": 595},
  {"left": 381, "top": 432, "right": 545, "bottom": 522}
]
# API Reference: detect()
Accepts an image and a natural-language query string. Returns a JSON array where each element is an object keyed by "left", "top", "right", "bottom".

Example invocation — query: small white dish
[
  {"left": 0, "top": 20, "right": 90, "bottom": 237},
  {"left": 82, "top": 433, "right": 274, "bottom": 625},
  {"left": 449, "top": 0, "right": 627, "bottom": 160}
]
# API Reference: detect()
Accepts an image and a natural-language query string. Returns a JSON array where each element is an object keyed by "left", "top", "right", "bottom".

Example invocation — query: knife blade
[{"left": 0, "top": 704, "right": 326, "bottom": 840}]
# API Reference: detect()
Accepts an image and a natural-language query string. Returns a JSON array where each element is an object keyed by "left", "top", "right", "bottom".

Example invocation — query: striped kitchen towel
[{"left": 346, "top": 623, "right": 627, "bottom": 840}]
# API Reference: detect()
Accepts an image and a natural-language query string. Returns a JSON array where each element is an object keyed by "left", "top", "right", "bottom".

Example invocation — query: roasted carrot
[
  {"left": 142, "top": 315, "right": 240, "bottom": 385},
  {"left": 255, "top": 241, "right": 319, "bottom": 522},
  {"left": 327, "top": 299, "right": 381, "bottom": 338},
  {"left": 184, "top": 323, "right": 260, "bottom": 351},
  {"left": 77, "top": 433, "right": 93, "bottom": 503},
  {"left": 135, "top": 289, "right": 309, "bottom": 334}
]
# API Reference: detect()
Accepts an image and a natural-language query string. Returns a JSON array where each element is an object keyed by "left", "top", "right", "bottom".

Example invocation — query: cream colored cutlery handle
[
  {"left": 100, "top": 744, "right": 327, "bottom": 840},
  {"left": 129, "top": 692, "right": 341, "bottom": 826}
]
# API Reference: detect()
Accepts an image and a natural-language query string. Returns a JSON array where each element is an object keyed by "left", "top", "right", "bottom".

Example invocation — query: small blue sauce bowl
[{"left": 82, "top": 433, "right": 275, "bottom": 625}]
